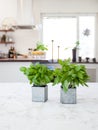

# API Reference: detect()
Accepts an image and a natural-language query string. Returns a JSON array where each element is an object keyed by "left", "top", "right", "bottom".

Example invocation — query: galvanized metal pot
[
  {"left": 60, "top": 87, "right": 76, "bottom": 104},
  {"left": 32, "top": 85, "right": 48, "bottom": 102}
]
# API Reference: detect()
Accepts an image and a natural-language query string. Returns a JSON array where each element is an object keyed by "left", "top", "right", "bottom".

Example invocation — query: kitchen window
[{"left": 42, "top": 14, "right": 95, "bottom": 60}]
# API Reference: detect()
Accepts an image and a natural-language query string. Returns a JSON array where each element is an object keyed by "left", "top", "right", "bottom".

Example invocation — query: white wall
[
  {"left": 39, "top": 0, "right": 98, "bottom": 13},
  {"left": 0, "top": 0, "right": 17, "bottom": 25},
  {"left": 95, "top": 13, "right": 98, "bottom": 60},
  {"left": 0, "top": 0, "right": 98, "bottom": 55},
  {"left": 14, "top": 29, "right": 40, "bottom": 54}
]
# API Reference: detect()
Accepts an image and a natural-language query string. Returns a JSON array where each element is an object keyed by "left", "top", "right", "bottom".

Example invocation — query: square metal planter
[
  {"left": 32, "top": 85, "right": 48, "bottom": 102},
  {"left": 60, "top": 88, "right": 76, "bottom": 104}
]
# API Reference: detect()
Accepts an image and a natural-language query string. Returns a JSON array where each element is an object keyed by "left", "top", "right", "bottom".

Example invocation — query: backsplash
[{"left": 0, "top": 29, "right": 40, "bottom": 55}]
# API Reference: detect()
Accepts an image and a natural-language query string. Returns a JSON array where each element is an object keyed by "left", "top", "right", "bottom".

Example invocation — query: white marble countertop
[{"left": 0, "top": 82, "right": 98, "bottom": 130}]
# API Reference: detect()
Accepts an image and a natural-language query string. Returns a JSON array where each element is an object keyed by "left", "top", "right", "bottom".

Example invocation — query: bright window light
[{"left": 42, "top": 14, "right": 95, "bottom": 60}]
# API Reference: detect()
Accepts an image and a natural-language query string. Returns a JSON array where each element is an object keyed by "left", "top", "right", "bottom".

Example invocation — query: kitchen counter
[
  {"left": 0, "top": 82, "right": 98, "bottom": 130},
  {"left": 0, "top": 58, "right": 50, "bottom": 63},
  {"left": 0, "top": 58, "right": 98, "bottom": 64}
]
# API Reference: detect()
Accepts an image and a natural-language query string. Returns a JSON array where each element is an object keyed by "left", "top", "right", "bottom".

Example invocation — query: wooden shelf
[
  {"left": 0, "top": 42, "right": 14, "bottom": 44},
  {"left": 0, "top": 29, "right": 15, "bottom": 44},
  {"left": 0, "top": 29, "right": 14, "bottom": 32}
]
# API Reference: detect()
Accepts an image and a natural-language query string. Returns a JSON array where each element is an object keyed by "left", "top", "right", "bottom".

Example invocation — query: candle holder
[
  {"left": 57, "top": 45, "right": 60, "bottom": 61},
  {"left": 51, "top": 40, "right": 54, "bottom": 62},
  {"left": 92, "top": 58, "right": 96, "bottom": 63},
  {"left": 78, "top": 56, "right": 82, "bottom": 63},
  {"left": 85, "top": 57, "right": 89, "bottom": 63}
]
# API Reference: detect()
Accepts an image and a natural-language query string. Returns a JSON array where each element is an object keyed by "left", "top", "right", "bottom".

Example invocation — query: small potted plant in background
[
  {"left": 53, "top": 58, "right": 89, "bottom": 104},
  {"left": 20, "top": 63, "right": 53, "bottom": 102},
  {"left": 32, "top": 41, "right": 48, "bottom": 59},
  {"left": 72, "top": 41, "right": 80, "bottom": 62}
]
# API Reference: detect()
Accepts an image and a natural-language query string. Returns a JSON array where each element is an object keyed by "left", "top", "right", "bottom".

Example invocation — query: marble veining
[{"left": 0, "top": 83, "right": 98, "bottom": 130}]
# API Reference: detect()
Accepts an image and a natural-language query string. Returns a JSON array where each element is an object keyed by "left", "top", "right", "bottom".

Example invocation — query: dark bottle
[
  {"left": 72, "top": 48, "right": 77, "bottom": 62},
  {"left": 1, "top": 34, "right": 6, "bottom": 42},
  {"left": 8, "top": 47, "right": 15, "bottom": 58}
]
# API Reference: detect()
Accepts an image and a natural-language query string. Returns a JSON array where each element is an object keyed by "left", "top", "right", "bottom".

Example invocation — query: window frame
[{"left": 40, "top": 13, "right": 96, "bottom": 59}]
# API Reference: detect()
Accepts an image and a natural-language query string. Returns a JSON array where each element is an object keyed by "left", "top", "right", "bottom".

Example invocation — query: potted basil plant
[
  {"left": 32, "top": 41, "right": 48, "bottom": 59},
  {"left": 53, "top": 59, "right": 89, "bottom": 104},
  {"left": 20, "top": 63, "right": 53, "bottom": 102},
  {"left": 34, "top": 41, "right": 48, "bottom": 51}
]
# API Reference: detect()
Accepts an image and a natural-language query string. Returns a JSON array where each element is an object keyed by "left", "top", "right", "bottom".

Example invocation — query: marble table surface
[{"left": 0, "top": 82, "right": 98, "bottom": 130}]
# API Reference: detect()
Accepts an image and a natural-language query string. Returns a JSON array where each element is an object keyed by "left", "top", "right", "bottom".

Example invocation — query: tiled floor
[{"left": 0, "top": 83, "right": 98, "bottom": 130}]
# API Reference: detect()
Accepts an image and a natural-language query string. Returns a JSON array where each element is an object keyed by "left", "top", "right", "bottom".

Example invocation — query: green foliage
[
  {"left": 35, "top": 41, "right": 48, "bottom": 51},
  {"left": 73, "top": 41, "right": 80, "bottom": 49},
  {"left": 53, "top": 59, "right": 89, "bottom": 92},
  {"left": 20, "top": 63, "right": 53, "bottom": 86}
]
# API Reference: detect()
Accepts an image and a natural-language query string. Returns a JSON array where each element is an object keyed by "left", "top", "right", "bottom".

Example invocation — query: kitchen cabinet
[
  {"left": 0, "top": 61, "right": 97, "bottom": 82},
  {"left": 0, "top": 29, "right": 15, "bottom": 44}
]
